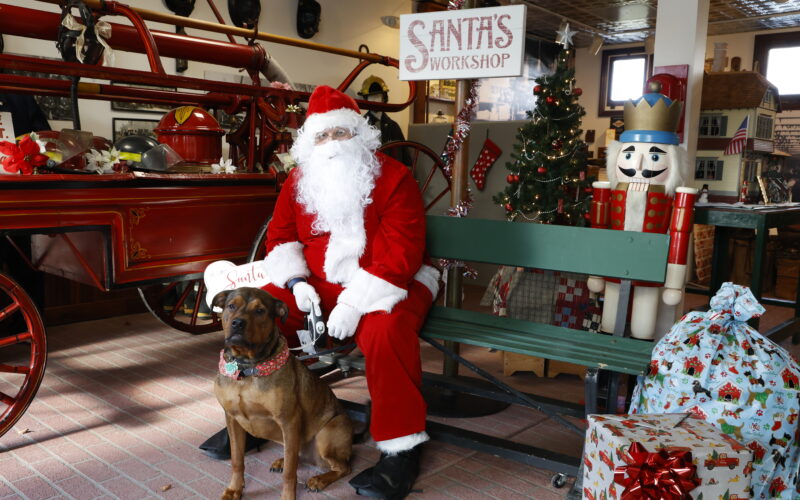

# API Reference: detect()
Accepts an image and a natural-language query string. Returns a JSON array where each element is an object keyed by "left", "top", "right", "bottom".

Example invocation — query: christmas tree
[{"left": 494, "top": 26, "right": 592, "bottom": 225}]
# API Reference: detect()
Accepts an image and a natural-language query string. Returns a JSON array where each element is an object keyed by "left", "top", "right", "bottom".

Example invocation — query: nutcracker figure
[{"left": 587, "top": 89, "right": 697, "bottom": 340}]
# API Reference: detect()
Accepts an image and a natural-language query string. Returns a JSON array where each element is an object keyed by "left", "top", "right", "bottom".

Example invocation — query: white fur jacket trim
[
  {"left": 376, "top": 431, "right": 430, "bottom": 455},
  {"left": 263, "top": 241, "right": 309, "bottom": 287},
  {"left": 323, "top": 226, "right": 366, "bottom": 285},
  {"left": 414, "top": 264, "right": 440, "bottom": 300},
  {"left": 338, "top": 268, "right": 408, "bottom": 314}
]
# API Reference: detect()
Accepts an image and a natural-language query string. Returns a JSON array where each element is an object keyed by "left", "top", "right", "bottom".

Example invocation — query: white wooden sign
[
  {"left": 399, "top": 4, "right": 527, "bottom": 81},
  {"left": 0, "top": 112, "right": 16, "bottom": 142}
]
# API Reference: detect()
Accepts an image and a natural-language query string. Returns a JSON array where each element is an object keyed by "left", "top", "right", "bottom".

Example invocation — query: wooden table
[{"left": 693, "top": 204, "right": 800, "bottom": 341}]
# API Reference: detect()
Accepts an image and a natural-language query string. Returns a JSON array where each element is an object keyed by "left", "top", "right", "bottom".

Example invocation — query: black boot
[
  {"left": 199, "top": 428, "right": 268, "bottom": 460},
  {"left": 349, "top": 445, "right": 421, "bottom": 499}
]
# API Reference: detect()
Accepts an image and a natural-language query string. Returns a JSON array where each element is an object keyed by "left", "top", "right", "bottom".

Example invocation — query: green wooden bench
[{"left": 419, "top": 215, "right": 668, "bottom": 478}]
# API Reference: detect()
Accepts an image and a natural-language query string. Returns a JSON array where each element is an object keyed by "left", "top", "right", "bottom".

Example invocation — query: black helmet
[
  {"left": 114, "top": 135, "right": 159, "bottom": 168},
  {"left": 228, "top": 0, "right": 261, "bottom": 29},
  {"left": 296, "top": 0, "right": 320, "bottom": 39},
  {"left": 56, "top": 0, "right": 105, "bottom": 65},
  {"left": 162, "top": 0, "right": 195, "bottom": 17}
]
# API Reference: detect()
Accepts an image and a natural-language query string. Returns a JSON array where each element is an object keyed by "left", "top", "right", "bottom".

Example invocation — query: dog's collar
[{"left": 219, "top": 339, "right": 290, "bottom": 380}]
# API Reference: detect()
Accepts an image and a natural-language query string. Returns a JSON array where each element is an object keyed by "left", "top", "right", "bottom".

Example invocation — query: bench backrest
[{"left": 426, "top": 215, "right": 669, "bottom": 283}]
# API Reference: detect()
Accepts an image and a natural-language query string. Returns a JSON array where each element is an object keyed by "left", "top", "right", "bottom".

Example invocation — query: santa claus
[
  {"left": 262, "top": 85, "right": 437, "bottom": 498},
  {"left": 588, "top": 89, "right": 697, "bottom": 340}
]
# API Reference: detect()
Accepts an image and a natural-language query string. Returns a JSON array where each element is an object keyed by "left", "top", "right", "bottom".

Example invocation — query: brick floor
[{"left": 1, "top": 289, "right": 797, "bottom": 499}]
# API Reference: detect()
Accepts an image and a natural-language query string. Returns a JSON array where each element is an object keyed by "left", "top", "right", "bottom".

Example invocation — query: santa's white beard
[{"left": 295, "top": 138, "right": 381, "bottom": 236}]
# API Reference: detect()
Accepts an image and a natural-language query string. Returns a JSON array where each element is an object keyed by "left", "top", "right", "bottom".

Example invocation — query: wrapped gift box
[{"left": 583, "top": 413, "right": 753, "bottom": 500}]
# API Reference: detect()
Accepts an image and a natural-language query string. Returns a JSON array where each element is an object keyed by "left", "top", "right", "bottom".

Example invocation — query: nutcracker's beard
[{"left": 294, "top": 137, "right": 381, "bottom": 235}]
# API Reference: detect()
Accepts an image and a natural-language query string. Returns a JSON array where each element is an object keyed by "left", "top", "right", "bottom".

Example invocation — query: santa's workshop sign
[{"left": 399, "top": 5, "right": 527, "bottom": 81}]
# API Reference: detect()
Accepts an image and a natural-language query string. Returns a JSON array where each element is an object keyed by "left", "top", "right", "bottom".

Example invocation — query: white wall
[{"left": 2, "top": 0, "right": 411, "bottom": 142}]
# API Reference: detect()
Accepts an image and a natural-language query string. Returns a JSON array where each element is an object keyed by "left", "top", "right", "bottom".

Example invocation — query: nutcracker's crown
[{"left": 621, "top": 92, "right": 682, "bottom": 145}]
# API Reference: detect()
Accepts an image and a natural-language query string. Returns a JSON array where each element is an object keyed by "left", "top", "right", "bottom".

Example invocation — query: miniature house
[{"left": 695, "top": 71, "right": 781, "bottom": 199}]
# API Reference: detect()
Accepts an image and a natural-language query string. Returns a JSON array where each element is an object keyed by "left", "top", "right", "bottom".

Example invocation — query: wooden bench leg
[{"left": 584, "top": 368, "right": 599, "bottom": 417}]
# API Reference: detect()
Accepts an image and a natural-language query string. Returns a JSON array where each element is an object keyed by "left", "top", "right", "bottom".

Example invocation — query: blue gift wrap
[{"left": 630, "top": 283, "right": 800, "bottom": 499}]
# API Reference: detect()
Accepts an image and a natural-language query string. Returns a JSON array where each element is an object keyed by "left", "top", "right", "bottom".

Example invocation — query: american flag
[{"left": 724, "top": 116, "right": 749, "bottom": 155}]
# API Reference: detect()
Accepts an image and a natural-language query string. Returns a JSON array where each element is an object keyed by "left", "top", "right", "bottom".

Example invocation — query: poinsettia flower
[
  {"left": 211, "top": 157, "right": 236, "bottom": 174},
  {"left": 85, "top": 147, "right": 122, "bottom": 174},
  {"left": 0, "top": 137, "right": 49, "bottom": 175}
]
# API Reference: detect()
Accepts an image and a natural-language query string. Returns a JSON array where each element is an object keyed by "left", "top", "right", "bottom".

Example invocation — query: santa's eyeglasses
[{"left": 313, "top": 127, "right": 355, "bottom": 144}]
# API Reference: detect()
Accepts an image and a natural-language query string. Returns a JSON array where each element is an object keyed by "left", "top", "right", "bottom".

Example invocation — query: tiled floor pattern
[{"left": 0, "top": 291, "right": 796, "bottom": 499}]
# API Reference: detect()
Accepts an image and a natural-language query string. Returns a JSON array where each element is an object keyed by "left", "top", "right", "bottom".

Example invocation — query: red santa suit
[{"left": 260, "top": 151, "right": 439, "bottom": 445}]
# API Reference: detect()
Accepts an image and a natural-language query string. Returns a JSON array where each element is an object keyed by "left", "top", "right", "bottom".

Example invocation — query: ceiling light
[{"left": 381, "top": 15, "right": 399, "bottom": 29}]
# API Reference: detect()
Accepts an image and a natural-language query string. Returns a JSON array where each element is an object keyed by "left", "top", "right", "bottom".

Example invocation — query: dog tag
[
  {"left": 297, "top": 329, "right": 317, "bottom": 355},
  {"left": 223, "top": 360, "right": 239, "bottom": 377}
]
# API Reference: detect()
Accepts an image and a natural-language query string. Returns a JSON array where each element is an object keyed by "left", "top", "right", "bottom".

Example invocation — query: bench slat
[
  {"left": 421, "top": 307, "right": 653, "bottom": 375},
  {"left": 426, "top": 216, "right": 668, "bottom": 283}
]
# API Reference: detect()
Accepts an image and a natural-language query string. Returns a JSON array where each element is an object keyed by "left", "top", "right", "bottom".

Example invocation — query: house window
[
  {"left": 598, "top": 47, "right": 652, "bottom": 116},
  {"left": 743, "top": 160, "right": 759, "bottom": 184},
  {"left": 755, "top": 114, "right": 773, "bottom": 140},
  {"left": 699, "top": 114, "right": 727, "bottom": 137},
  {"left": 754, "top": 32, "right": 800, "bottom": 110},
  {"left": 695, "top": 158, "right": 723, "bottom": 181},
  {"left": 761, "top": 89, "right": 775, "bottom": 110}
]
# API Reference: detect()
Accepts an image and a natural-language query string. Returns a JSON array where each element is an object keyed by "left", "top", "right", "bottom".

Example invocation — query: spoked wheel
[
  {"left": 379, "top": 140, "right": 451, "bottom": 212},
  {"left": 138, "top": 279, "right": 221, "bottom": 335},
  {"left": 0, "top": 273, "right": 47, "bottom": 439}
]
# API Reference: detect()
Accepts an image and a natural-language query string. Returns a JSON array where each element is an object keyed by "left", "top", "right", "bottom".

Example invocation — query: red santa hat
[{"left": 301, "top": 85, "right": 363, "bottom": 137}]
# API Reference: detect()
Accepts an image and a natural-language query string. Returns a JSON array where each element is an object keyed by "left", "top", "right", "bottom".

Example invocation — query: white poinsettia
[
  {"left": 211, "top": 156, "right": 236, "bottom": 174},
  {"left": 86, "top": 147, "right": 122, "bottom": 174}
]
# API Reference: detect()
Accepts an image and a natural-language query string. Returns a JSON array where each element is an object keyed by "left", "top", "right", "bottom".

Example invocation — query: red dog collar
[{"left": 219, "top": 340, "right": 290, "bottom": 380}]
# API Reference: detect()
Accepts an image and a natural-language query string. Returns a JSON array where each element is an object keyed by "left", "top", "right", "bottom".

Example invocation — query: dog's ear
[
  {"left": 212, "top": 290, "right": 232, "bottom": 309},
  {"left": 272, "top": 299, "right": 289, "bottom": 323}
]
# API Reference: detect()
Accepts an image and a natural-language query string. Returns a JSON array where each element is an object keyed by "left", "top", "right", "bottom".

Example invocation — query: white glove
[
  {"left": 327, "top": 303, "right": 362, "bottom": 340},
  {"left": 292, "top": 281, "right": 320, "bottom": 313}
]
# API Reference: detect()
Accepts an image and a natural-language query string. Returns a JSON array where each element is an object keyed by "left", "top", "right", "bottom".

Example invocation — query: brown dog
[{"left": 212, "top": 287, "right": 352, "bottom": 500}]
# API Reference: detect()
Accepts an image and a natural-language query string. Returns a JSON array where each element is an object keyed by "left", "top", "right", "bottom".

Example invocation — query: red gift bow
[
  {"left": 0, "top": 136, "right": 48, "bottom": 175},
  {"left": 613, "top": 442, "right": 700, "bottom": 500}
]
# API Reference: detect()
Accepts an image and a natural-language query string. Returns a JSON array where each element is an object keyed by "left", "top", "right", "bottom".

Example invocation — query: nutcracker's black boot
[
  {"left": 349, "top": 445, "right": 421, "bottom": 499},
  {"left": 199, "top": 428, "right": 267, "bottom": 461}
]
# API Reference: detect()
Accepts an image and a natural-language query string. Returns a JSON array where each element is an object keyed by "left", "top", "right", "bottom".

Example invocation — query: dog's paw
[
  {"left": 305, "top": 477, "right": 326, "bottom": 492},
  {"left": 270, "top": 458, "right": 284, "bottom": 473},
  {"left": 221, "top": 488, "right": 242, "bottom": 500}
]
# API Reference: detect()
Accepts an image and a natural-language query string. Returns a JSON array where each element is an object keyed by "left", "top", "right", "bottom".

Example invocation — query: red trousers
[{"left": 262, "top": 276, "right": 431, "bottom": 442}]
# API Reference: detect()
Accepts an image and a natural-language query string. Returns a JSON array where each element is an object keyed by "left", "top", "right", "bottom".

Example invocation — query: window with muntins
[
  {"left": 695, "top": 158, "right": 723, "bottom": 181},
  {"left": 756, "top": 114, "right": 773, "bottom": 140},
  {"left": 699, "top": 114, "right": 727, "bottom": 137}
]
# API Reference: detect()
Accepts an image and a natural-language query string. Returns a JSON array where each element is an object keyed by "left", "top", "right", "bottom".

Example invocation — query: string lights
[{"left": 493, "top": 45, "right": 593, "bottom": 225}]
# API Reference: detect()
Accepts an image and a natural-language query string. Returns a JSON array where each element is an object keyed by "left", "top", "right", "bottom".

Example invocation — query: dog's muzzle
[{"left": 225, "top": 318, "right": 251, "bottom": 347}]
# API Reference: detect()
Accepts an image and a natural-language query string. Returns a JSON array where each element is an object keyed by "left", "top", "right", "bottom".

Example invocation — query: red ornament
[
  {"left": 533, "top": 85, "right": 542, "bottom": 95},
  {"left": 504, "top": 203, "right": 513, "bottom": 212},
  {"left": 545, "top": 96, "right": 556, "bottom": 105},
  {"left": 584, "top": 213, "right": 591, "bottom": 220},
  {"left": 584, "top": 187, "right": 593, "bottom": 193},
  {"left": 537, "top": 167, "right": 547, "bottom": 174},
  {"left": 573, "top": 88, "right": 583, "bottom": 96},
  {"left": 552, "top": 140, "right": 563, "bottom": 150}
]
